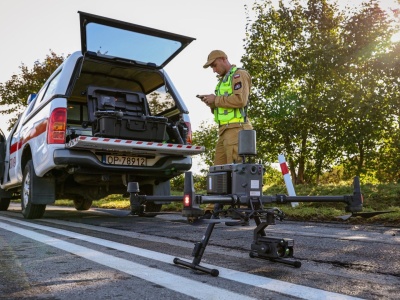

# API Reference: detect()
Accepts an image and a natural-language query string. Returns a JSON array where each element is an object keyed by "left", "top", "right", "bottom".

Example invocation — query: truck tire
[
  {"left": 0, "top": 197, "right": 10, "bottom": 211},
  {"left": 73, "top": 197, "right": 93, "bottom": 210},
  {"left": 21, "top": 160, "right": 46, "bottom": 219}
]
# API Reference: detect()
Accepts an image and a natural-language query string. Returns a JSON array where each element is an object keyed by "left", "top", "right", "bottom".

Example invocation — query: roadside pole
[{"left": 278, "top": 154, "right": 299, "bottom": 207}]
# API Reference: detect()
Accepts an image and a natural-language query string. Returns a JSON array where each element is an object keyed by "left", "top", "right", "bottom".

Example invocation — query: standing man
[{"left": 198, "top": 50, "right": 253, "bottom": 165}]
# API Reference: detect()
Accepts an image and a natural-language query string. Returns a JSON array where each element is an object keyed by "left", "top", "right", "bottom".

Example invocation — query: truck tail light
[
  {"left": 184, "top": 121, "right": 192, "bottom": 145},
  {"left": 47, "top": 108, "right": 67, "bottom": 144}
]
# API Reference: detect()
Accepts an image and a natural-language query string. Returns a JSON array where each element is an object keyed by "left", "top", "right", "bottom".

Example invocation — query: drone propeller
[{"left": 337, "top": 210, "right": 395, "bottom": 221}]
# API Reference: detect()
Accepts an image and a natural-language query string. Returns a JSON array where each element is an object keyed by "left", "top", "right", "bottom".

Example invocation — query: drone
[{"left": 128, "top": 130, "right": 366, "bottom": 277}]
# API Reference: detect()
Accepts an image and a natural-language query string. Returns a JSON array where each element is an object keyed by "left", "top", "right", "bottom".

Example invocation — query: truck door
[
  {"left": 3, "top": 96, "right": 38, "bottom": 186},
  {"left": 2, "top": 114, "right": 23, "bottom": 186}
]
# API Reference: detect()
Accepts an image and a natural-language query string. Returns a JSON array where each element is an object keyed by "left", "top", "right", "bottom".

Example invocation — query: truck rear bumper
[{"left": 53, "top": 149, "right": 192, "bottom": 176}]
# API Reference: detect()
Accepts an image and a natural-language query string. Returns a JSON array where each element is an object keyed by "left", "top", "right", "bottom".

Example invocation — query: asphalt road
[{"left": 0, "top": 203, "right": 399, "bottom": 299}]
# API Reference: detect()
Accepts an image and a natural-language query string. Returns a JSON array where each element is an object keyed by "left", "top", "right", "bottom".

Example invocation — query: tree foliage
[
  {"left": 192, "top": 121, "right": 218, "bottom": 174},
  {"left": 0, "top": 51, "right": 66, "bottom": 130},
  {"left": 240, "top": 0, "right": 400, "bottom": 183}
]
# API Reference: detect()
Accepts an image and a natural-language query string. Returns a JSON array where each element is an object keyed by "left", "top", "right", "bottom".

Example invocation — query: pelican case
[{"left": 87, "top": 86, "right": 167, "bottom": 141}]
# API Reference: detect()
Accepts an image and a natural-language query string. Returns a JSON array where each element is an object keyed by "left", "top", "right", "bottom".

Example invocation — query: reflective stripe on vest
[{"left": 213, "top": 66, "right": 245, "bottom": 125}]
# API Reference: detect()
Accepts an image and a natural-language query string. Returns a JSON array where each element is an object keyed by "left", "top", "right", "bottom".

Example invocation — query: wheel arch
[
  {"left": 21, "top": 144, "right": 33, "bottom": 175},
  {"left": 21, "top": 148, "right": 56, "bottom": 207}
]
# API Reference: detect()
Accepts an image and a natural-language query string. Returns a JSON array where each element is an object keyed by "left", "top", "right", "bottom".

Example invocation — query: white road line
[
  {"left": 43, "top": 218, "right": 201, "bottom": 249},
  {"left": 41, "top": 218, "right": 250, "bottom": 258},
  {"left": 265, "top": 229, "right": 400, "bottom": 244},
  {"left": 0, "top": 220, "right": 255, "bottom": 300},
  {"left": 0, "top": 216, "right": 363, "bottom": 300}
]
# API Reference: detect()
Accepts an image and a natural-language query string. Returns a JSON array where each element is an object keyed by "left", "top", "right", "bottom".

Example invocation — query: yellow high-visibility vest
[{"left": 214, "top": 66, "right": 245, "bottom": 125}]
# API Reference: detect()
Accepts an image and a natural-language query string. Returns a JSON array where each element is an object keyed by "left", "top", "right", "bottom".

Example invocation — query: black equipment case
[{"left": 87, "top": 86, "right": 167, "bottom": 142}]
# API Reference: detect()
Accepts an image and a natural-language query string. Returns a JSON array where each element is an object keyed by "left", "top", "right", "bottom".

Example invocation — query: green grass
[
  {"left": 55, "top": 191, "right": 185, "bottom": 211},
  {"left": 51, "top": 182, "right": 400, "bottom": 226}
]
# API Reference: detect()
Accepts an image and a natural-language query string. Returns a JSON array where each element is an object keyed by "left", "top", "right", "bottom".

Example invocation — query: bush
[
  {"left": 263, "top": 165, "right": 284, "bottom": 187},
  {"left": 170, "top": 173, "right": 207, "bottom": 192}
]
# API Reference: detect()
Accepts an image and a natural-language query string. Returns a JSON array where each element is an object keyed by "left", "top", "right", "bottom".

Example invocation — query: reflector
[{"left": 183, "top": 195, "right": 190, "bottom": 207}]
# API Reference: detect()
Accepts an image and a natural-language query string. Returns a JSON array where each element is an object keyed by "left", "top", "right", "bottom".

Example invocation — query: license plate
[{"left": 103, "top": 155, "right": 147, "bottom": 166}]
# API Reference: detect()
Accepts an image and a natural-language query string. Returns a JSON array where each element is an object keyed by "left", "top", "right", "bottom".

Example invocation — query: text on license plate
[{"left": 103, "top": 155, "right": 147, "bottom": 166}]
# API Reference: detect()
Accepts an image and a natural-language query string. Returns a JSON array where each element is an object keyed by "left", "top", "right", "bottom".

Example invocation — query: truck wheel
[
  {"left": 0, "top": 197, "right": 10, "bottom": 211},
  {"left": 73, "top": 197, "right": 93, "bottom": 210},
  {"left": 21, "top": 160, "right": 46, "bottom": 219}
]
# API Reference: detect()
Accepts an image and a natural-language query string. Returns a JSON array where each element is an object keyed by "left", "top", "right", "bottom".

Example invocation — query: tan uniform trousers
[{"left": 214, "top": 123, "right": 253, "bottom": 165}]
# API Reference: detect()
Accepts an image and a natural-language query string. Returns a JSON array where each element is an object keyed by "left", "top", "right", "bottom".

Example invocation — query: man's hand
[{"left": 197, "top": 94, "right": 216, "bottom": 106}]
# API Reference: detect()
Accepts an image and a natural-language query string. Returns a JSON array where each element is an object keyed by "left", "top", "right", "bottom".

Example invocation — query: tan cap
[{"left": 203, "top": 50, "right": 227, "bottom": 68}]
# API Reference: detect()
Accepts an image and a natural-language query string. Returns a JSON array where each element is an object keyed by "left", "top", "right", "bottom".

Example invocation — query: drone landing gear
[
  {"left": 174, "top": 209, "right": 301, "bottom": 276},
  {"left": 173, "top": 221, "right": 220, "bottom": 277}
]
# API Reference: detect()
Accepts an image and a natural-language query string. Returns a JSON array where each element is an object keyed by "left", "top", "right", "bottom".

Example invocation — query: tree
[
  {"left": 243, "top": 0, "right": 346, "bottom": 183},
  {"left": 373, "top": 4, "right": 400, "bottom": 182},
  {"left": 192, "top": 121, "right": 218, "bottom": 174},
  {"left": 0, "top": 51, "right": 66, "bottom": 130},
  {"left": 336, "top": 0, "right": 397, "bottom": 179}
]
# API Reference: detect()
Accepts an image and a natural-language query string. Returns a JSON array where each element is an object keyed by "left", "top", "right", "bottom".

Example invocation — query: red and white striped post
[{"left": 278, "top": 154, "right": 299, "bottom": 207}]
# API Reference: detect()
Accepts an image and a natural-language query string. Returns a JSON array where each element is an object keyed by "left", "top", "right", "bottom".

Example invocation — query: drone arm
[{"left": 261, "top": 176, "right": 363, "bottom": 213}]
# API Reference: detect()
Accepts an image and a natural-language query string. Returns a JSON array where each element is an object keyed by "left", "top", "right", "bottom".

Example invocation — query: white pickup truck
[{"left": 0, "top": 11, "right": 204, "bottom": 219}]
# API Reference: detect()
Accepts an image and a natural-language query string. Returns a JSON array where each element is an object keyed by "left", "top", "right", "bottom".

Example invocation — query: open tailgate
[{"left": 66, "top": 136, "right": 205, "bottom": 156}]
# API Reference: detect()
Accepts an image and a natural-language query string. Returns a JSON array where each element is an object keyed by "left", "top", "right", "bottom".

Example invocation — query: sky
[{"left": 0, "top": 0, "right": 398, "bottom": 171}]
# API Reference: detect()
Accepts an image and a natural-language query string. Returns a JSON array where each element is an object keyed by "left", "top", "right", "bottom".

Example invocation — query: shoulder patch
[
  {"left": 234, "top": 82, "right": 242, "bottom": 90},
  {"left": 233, "top": 74, "right": 241, "bottom": 79}
]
